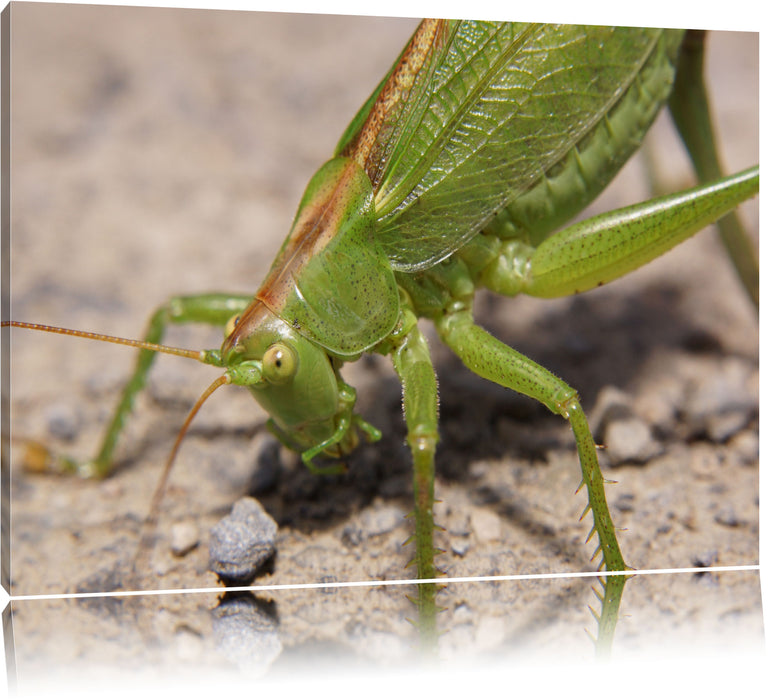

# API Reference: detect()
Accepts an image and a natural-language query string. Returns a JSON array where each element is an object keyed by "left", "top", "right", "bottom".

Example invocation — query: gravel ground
[{"left": 5, "top": 6, "right": 760, "bottom": 691}]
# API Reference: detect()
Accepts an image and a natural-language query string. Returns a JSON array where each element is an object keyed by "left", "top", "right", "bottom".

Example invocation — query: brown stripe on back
[
  {"left": 257, "top": 159, "right": 363, "bottom": 310},
  {"left": 341, "top": 19, "right": 445, "bottom": 184}
]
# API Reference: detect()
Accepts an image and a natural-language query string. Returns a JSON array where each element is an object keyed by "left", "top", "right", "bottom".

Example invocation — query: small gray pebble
[
  {"left": 730, "top": 430, "right": 759, "bottom": 464},
  {"left": 714, "top": 507, "right": 743, "bottom": 528},
  {"left": 706, "top": 411, "right": 750, "bottom": 443},
  {"left": 341, "top": 523, "right": 363, "bottom": 547},
  {"left": 693, "top": 550, "right": 718, "bottom": 569},
  {"left": 604, "top": 417, "right": 662, "bottom": 466},
  {"left": 170, "top": 521, "right": 199, "bottom": 557},
  {"left": 684, "top": 359, "right": 757, "bottom": 441},
  {"left": 209, "top": 497, "right": 278, "bottom": 582},
  {"left": 445, "top": 512, "right": 471, "bottom": 538},
  {"left": 471, "top": 509, "right": 502, "bottom": 542},
  {"left": 341, "top": 503, "right": 404, "bottom": 547},
  {"left": 360, "top": 503, "right": 405, "bottom": 537},
  {"left": 614, "top": 493, "right": 635, "bottom": 513},
  {"left": 45, "top": 403, "right": 81, "bottom": 442},
  {"left": 591, "top": 387, "right": 664, "bottom": 466},
  {"left": 450, "top": 536, "right": 470, "bottom": 557},
  {"left": 589, "top": 386, "right": 633, "bottom": 441}
]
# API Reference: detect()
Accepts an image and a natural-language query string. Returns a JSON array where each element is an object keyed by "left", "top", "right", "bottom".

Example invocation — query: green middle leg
[{"left": 386, "top": 308, "right": 441, "bottom": 651}]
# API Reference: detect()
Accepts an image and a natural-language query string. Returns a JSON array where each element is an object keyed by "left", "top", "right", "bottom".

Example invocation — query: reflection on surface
[{"left": 6, "top": 569, "right": 763, "bottom": 693}]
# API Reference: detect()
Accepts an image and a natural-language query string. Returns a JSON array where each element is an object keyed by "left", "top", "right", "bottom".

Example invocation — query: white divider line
[{"left": 5, "top": 563, "right": 760, "bottom": 604}]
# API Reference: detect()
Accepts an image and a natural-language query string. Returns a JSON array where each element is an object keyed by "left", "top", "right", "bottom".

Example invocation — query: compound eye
[
  {"left": 224, "top": 313, "right": 241, "bottom": 339},
  {"left": 262, "top": 343, "right": 297, "bottom": 384}
]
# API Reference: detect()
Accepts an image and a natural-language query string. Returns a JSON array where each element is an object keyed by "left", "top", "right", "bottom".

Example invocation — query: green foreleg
[
  {"left": 268, "top": 380, "right": 381, "bottom": 476},
  {"left": 669, "top": 31, "right": 759, "bottom": 308},
  {"left": 435, "top": 305, "right": 626, "bottom": 654},
  {"left": 68, "top": 293, "right": 253, "bottom": 477},
  {"left": 391, "top": 312, "right": 440, "bottom": 651}
]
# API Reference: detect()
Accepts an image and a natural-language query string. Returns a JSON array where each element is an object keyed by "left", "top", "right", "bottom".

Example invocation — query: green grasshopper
[{"left": 6, "top": 16, "right": 758, "bottom": 655}]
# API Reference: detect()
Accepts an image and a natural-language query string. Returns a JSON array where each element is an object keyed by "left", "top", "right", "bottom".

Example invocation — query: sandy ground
[{"left": 4, "top": 6, "right": 760, "bottom": 690}]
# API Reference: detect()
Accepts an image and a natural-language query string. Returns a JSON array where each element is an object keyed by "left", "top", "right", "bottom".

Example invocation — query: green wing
[{"left": 338, "top": 21, "right": 684, "bottom": 272}]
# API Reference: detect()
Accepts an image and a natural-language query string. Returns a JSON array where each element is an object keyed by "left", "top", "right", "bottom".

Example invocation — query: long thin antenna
[
  {"left": 132, "top": 373, "right": 231, "bottom": 577},
  {"left": 3, "top": 321, "right": 203, "bottom": 361}
]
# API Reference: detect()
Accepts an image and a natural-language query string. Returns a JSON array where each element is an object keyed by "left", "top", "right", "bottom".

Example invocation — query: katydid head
[
  {"left": 211, "top": 157, "right": 396, "bottom": 467},
  {"left": 220, "top": 298, "right": 346, "bottom": 458}
]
